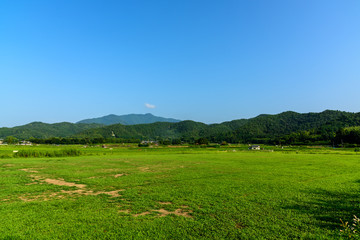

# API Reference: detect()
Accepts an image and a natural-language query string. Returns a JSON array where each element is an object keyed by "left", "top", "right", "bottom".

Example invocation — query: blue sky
[{"left": 1, "top": 0, "right": 359, "bottom": 127}]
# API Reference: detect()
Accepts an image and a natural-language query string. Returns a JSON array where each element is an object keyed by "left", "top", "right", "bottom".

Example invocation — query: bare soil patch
[
  {"left": 19, "top": 192, "right": 65, "bottom": 202},
  {"left": 60, "top": 189, "right": 124, "bottom": 197},
  {"left": 114, "top": 173, "right": 125, "bottom": 178},
  {"left": 155, "top": 208, "right": 193, "bottom": 218},
  {"left": 19, "top": 170, "right": 124, "bottom": 201},
  {"left": 133, "top": 211, "right": 151, "bottom": 217},
  {"left": 138, "top": 167, "right": 151, "bottom": 172},
  {"left": 44, "top": 178, "right": 87, "bottom": 188},
  {"left": 3, "top": 164, "right": 15, "bottom": 167},
  {"left": 133, "top": 207, "right": 193, "bottom": 218},
  {"left": 20, "top": 169, "right": 39, "bottom": 173},
  {"left": 118, "top": 209, "right": 130, "bottom": 214}
]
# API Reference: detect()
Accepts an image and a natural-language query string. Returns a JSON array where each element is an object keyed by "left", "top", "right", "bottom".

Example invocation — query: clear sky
[{"left": 1, "top": 0, "right": 359, "bottom": 127}]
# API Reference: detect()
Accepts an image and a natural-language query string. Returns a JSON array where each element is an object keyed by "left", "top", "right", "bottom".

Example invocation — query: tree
[
  {"left": 5, "top": 136, "right": 18, "bottom": 144},
  {"left": 172, "top": 139, "right": 181, "bottom": 145},
  {"left": 196, "top": 137, "right": 209, "bottom": 145}
]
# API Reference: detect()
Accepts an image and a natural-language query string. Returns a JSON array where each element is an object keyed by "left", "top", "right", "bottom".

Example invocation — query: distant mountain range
[
  {"left": 76, "top": 113, "right": 181, "bottom": 125},
  {"left": 76, "top": 110, "right": 360, "bottom": 142},
  {"left": 1, "top": 111, "right": 360, "bottom": 145},
  {"left": 0, "top": 113, "right": 181, "bottom": 139}
]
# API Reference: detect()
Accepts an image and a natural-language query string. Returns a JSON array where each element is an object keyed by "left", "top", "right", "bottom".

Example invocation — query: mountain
[
  {"left": 76, "top": 113, "right": 181, "bottom": 125},
  {"left": 0, "top": 122, "right": 102, "bottom": 139},
  {"left": 2, "top": 110, "right": 360, "bottom": 145},
  {"left": 76, "top": 120, "right": 209, "bottom": 140},
  {"left": 76, "top": 110, "right": 360, "bottom": 143}
]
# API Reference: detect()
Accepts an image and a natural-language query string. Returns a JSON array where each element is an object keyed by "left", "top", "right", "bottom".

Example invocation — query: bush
[{"left": 138, "top": 143, "right": 149, "bottom": 147}]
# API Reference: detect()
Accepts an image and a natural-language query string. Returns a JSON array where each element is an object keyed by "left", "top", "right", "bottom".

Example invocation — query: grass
[{"left": 0, "top": 145, "right": 359, "bottom": 239}]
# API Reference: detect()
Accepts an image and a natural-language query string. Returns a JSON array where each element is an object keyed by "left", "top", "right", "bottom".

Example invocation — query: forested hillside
[
  {"left": 77, "top": 113, "right": 180, "bottom": 125},
  {"left": 0, "top": 122, "right": 102, "bottom": 139},
  {"left": 75, "top": 110, "right": 360, "bottom": 145},
  {"left": 2, "top": 110, "right": 360, "bottom": 145}
]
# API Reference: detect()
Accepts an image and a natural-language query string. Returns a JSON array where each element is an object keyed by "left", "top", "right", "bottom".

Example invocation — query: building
[
  {"left": 18, "top": 140, "right": 32, "bottom": 146},
  {"left": 249, "top": 145, "right": 261, "bottom": 150}
]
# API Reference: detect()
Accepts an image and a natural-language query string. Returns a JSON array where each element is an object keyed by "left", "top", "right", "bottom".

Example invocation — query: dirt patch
[
  {"left": 43, "top": 177, "right": 124, "bottom": 197},
  {"left": 29, "top": 174, "right": 43, "bottom": 181},
  {"left": 138, "top": 167, "right": 151, "bottom": 172},
  {"left": 3, "top": 164, "right": 15, "bottom": 167},
  {"left": 133, "top": 208, "right": 193, "bottom": 218},
  {"left": 20, "top": 169, "right": 39, "bottom": 173},
  {"left": 133, "top": 211, "right": 151, "bottom": 217},
  {"left": 118, "top": 209, "right": 130, "bottom": 214},
  {"left": 19, "top": 170, "right": 125, "bottom": 201},
  {"left": 114, "top": 173, "right": 125, "bottom": 178},
  {"left": 44, "top": 178, "right": 87, "bottom": 188},
  {"left": 156, "top": 208, "right": 193, "bottom": 218},
  {"left": 101, "top": 168, "right": 122, "bottom": 173},
  {"left": 19, "top": 192, "right": 65, "bottom": 202},
  {"left": 60, "top": 189, "right": 124, "bottom": 198},
  {"left": 25, "top": 182, "right": 41, "bottom": 185},
  {"left": 158, "top": 201, "right": 172, "bottom": 205},
  {"left": 92, "top": 190, "right": 123, "bottom": 197}
]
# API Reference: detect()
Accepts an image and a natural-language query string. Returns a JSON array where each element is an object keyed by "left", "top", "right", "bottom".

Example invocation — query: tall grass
[{"left": 13, "top": 148, "right": 82, "bottom": 158}]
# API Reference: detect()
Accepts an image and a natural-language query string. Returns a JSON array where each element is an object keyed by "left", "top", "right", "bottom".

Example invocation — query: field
[{"left": 0, "top": 145, "right": 359, "bottom": 239}]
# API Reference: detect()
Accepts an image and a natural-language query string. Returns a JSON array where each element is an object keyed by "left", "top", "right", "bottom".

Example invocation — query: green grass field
[{"left": 0, "top": 145, "right": 359, "bottom": 239}]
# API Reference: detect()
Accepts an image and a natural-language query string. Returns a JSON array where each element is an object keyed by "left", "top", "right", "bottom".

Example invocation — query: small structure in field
[
  {"left": 18, "top": 140, "right": 32, "bottom": 146},
  {"left": 141, "top": 140, "right": 158, "bottom": 145},
  {"left": 0, "top": 139, "right": 3, "bottom": 145},
  {"left": 249, "top": 145, "right": 261, "bottom": 150}
]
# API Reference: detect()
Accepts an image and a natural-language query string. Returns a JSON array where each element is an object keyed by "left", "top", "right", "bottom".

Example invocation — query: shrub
[{"left": 138, "top": 143, "right": 149, "bottom": 147}]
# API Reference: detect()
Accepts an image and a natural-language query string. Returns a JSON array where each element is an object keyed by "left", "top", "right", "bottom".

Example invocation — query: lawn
[{"left": 0, "top": 145, "right": 359, "bottom": 239}]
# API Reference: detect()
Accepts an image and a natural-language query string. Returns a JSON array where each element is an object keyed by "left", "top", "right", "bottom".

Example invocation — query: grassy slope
[{"left": 0, "top": 146, "right": 359, "bottom": 239}]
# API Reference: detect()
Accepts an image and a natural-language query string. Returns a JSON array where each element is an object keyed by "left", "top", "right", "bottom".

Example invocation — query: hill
[
  {"left": 0, "top": 122, "right": 102, "bottom": 139},
  {"left": 77, "top": 113, "right": 181, "bottom": 125},
  {"left": 76, "top": 110, "right": 360, "bottom": 144},
  {"left": 76, "top": 120, "right": 209, "bottom": 140},
  {"left": 2, "top": 110, "right": 360, "bottom": 145}
]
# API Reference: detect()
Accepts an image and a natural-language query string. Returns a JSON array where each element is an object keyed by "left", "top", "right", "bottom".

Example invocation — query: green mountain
[
  {"left": 76, "top": 120, "right": 208, "bottom": 140},
  {"left": 2, "top": 110, "right": 360, "bottom": 145},
  {"left": 0, "top": 122, "right": 102, "bottom": 139},
  {"left": 77, "top": 113, "right": 181, "bottom": 125},
  {"left": 76, "top": 110, "right": 360, "bottom": 143}
]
